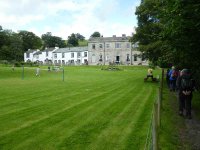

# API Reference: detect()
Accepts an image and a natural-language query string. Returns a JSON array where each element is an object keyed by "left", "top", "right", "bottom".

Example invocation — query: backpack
[
  {"left": 171, "top": 70, "right": 178, "bottom": 79},
  {"left": 181, "top": 77, "right": 193, "bottom": 90}
]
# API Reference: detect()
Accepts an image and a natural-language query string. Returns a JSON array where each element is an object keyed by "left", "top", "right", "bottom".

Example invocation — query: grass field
[{"left": 0, "top": 66, "right": 160, "bottom": 150}]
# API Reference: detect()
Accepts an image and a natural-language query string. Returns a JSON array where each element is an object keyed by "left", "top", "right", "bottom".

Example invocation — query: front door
[{"left": 116, "top": 56, "right": 120, "bottom": 63}]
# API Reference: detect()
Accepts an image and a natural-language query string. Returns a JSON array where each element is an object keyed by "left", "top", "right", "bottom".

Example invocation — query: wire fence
[
  {"left": 18, "top": 65, "right": 65, "bottom": 81},
  {"left": 144, "top": 68, "right": 164, "bottom": 150}
]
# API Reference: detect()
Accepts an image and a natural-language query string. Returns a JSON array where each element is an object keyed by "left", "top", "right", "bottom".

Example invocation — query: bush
[
  {"left": 14, "top": 62, "right": 21, "bottom": 67},
  {"left": 0, "top": 60, "right": 9, "bottom": 64}
]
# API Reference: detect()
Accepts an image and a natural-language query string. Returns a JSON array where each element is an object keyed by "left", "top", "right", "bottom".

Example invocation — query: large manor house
[{"left": 24, "top": 34, "right": 147, "bottom": 66}]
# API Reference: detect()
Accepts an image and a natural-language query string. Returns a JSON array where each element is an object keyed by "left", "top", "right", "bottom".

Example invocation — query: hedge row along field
[{"left": 0, "top": 66, "right": 160, "bottom": 150}]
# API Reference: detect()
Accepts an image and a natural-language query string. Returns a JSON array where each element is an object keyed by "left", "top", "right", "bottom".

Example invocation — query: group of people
[{"left": 166, "top": 66, "right": 195, "bottom": 119}]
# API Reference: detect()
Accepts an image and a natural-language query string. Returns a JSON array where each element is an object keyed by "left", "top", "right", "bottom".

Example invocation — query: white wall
[
  {"left": 52, "top": 51, "right": 88, "bottom": 65},
  {"left": 24, "top": 50, "right": 38, "bottom": 62}
]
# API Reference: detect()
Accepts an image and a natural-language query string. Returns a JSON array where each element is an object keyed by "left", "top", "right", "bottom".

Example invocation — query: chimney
[{"left": 122, "top": 34, "right": 126, "bottom": 37}]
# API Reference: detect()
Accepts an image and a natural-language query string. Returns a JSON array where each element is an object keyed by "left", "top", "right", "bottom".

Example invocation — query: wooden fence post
[
  {"left": 158, "top": 88, "right": 161, "bottom": 127},
  {"left": 152, "top": 103, "right": 158, "bottom": 150},
  {"left": 161, "top": 68, "right": 164, "bottom": 98}
]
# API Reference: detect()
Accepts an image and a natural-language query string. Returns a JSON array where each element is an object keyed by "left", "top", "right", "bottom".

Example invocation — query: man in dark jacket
[{"left": 176, "top": 69, "right": 195, "bottom": 119}]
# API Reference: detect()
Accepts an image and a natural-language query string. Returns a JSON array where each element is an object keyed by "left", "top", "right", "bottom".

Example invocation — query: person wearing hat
[{"left": 176, "top": 69, "right": 195, "bottom": 119}]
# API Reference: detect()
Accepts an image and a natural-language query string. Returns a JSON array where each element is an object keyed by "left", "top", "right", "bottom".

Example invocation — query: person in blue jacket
[{"left": 168, "top": 66, "right": 178, "bottom": 91}]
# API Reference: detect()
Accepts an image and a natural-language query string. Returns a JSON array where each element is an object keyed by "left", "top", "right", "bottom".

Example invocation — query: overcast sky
[{"left": 0, "top": 0, "right": 140, "bottom": 39}]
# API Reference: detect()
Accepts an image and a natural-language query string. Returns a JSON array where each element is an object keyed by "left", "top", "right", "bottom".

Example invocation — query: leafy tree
[
  {"left": 41, "top": 32, "right": 52, "bottom": 48},
  {"left": 161, "top": 0, "right": 200, "bottom": 85},
  {"left": 75, "top": 33, "right": 85, "bottom": 40},
  {"left": 18, "top": 31, "right": 42, "bottom": 52},
  {"left": 130, "top": 0, "right": 164, "bottom": 65},
  {"left": 67, "top": 33, "right": 79, "bottom": 47},
  {"left": 90, "top": 31, "right": 101, "bottom": 37},
  {"left": 161, "top": 0, "right": 200, "bottom": 67},
  {"left": 0, "top": 30, "right": 23, "bottom": 61},
  {"left": 9, "top": 33, "right": 23, "bottom": 61},
  {"left": 0, "top": 45, "right": 10, "bottom": 60},
  {"left": 132, "top": 0, "right": 200, "bottom": 85},
  {"left": 41, "top": 32, "right": 66, "bottom": 49}
]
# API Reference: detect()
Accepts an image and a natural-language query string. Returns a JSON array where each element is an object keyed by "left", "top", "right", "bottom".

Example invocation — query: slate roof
[
  {"left": 53, "top": 46, "right": 88, "bottom": 53},
  {"left": 88, "top": 36, "right": 130, "bottom": 43},
  {"left": 44, "top": 47, "right": 56, "bottom": 52},
  {"left": 33, "top": 51, "right": 42, "bottom": 55},
  {"left": 25, "top": 49, "right": 37, "bottom": 54}
]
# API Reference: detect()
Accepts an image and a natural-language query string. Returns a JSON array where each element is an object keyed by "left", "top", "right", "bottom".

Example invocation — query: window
[
  {"left": 58, "top": 60, "right": 61, "bottom": 64},
  {"left": 77, "top": 52, "right": 81, "bottom": 58},
  {"left": 92, "top": 44, "right": 95, "bottom": 49},
  {"left": 54, "top": 60, "right": 57, "bottom": 64},
  {"left": 62, "top": 60, "right": 65, "bottom": 64},
  {"left": 77, "top": 59, "right": 81, "bottom": 64},
  {"left": 84, "top": 59, "right": 88, "bottom": 64},
  {"left": 54, "top": 54, "right": 57, "bottom": 58},
  {"left": 106, "top": 55, "right": 109, "bottom": 61},
  {"left": 115, "top": 43, "right": 121, "bottom": 48},
  {"left": 92, "top": 54, "right": 95, "bottom": 63},
  {"left": 142, "top": 53, "right": 145, "bottom": 61},
  {"left": 71, "top": 53, "right": 74, "bottom": 58},
  {"left": 134, "top": 54, "right": 137, "bottom": 61},
  {"left": 62, "top": 53, "right": 65, "bottom": 58},
  {"left": 106, "top": 44, "right": 110, "bottom": 48},
  {"left": 26, "top": 53, "right": 30, "bottom": 58},
  {"left": 46, "top": 51, "right": 48, "bottom": 57},
  {"left": 126, "top": 54, "right": 130, "bottom": 61},
  {"left": 99, "top": 54, "right": 103, "bottom": 61},
  {"left": 84, "top": 52, "right": 87, "bottom": 57},
  {"left": 126, "top": 43, "right": 130, "bottom": 48},
  {"left": 99, "top": 44, "right": 103, "bottom": 48}
]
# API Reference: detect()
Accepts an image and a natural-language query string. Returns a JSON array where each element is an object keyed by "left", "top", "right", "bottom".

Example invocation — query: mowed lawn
[{"left": 0, "top": 66, "right": 160, "bottom": 150}]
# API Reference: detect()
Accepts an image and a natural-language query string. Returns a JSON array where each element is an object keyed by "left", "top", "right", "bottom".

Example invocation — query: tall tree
[
  {"left": 0, "top": 30, "right": 23, "bottom": 61},
  {"left": 67, "top": 33, "right": 79, "bottom": 47},
  {"left": 161, "top": 0, "right": 200, "bottom": 68},
  {"left": 41, "top": 32, "right": 66, "bottom": 48},
  {"left": 130, "top": 0, "right": 164, "bottom": 65},
  {"left": 132, "top": 0, "right": 200, "bottom": 85},
  {"left": 75, "top": 33, "right": 85, "bottom": 40},
  {"left": 41, "top": 32, "right": 52, "bottom": 48},
  {"left": 9, "top": 33, "right": 23, "bottom": 61},
  {"left": 161, "top": 0, "right": 200, "bottom": 84},
  {"left": 90, "top": 31, "right": 101, "bottom": 38},
  {"left": 18, "top": 31, "right": 42, "bottom": 52}
]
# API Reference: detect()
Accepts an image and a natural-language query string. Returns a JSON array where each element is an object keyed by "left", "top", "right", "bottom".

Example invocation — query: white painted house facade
[
  {"left": 24, "top": 47, "right": 58, "bottom": 64},
  {"left": 24, "top": 47, "right": 88, "bottom": 65},
  {"left": 24, "top": 49, "right": 39, "bottom": 62},
  {"left": 52, "top": 47, "right": 88, "bottom": 65}
]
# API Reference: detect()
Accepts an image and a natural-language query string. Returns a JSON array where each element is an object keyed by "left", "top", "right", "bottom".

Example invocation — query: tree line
[
  {"left": 0, "top": 24, "right": 102, "bottom": 62},
  {"left": 131, "top": 0, "right": 200, "bottom": 87}
]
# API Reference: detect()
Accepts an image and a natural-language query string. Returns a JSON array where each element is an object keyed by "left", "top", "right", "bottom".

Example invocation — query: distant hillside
[
  {"left": 65, "top": 40, "right": 88, "bottom": 47},
  {"left": 78, "top": 40, "right": 88, "bottom": 46}
]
